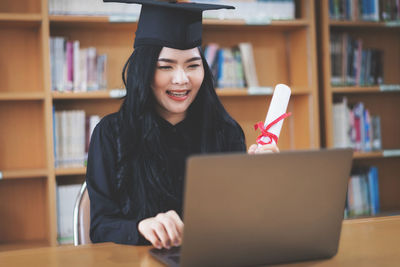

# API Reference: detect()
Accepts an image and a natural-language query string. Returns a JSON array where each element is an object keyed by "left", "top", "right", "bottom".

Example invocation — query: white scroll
[{"left": 258, "top": 83, "right": 291, "bottom": 147}]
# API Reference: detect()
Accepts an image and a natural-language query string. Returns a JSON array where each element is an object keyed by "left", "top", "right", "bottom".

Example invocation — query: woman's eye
[
  {"left": 188, "top": 64, "right": 200, "bottom": 69},
  {"left": 158, "top": 65, "right": 172, "bottom": 70}
]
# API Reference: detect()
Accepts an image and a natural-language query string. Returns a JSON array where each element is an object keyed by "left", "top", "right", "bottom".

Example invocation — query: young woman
[{"left": 87, "top": 0, "right": 278, "bottom": 250}]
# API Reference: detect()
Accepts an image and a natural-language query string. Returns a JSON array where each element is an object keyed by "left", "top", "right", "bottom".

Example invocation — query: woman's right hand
[{"left": 138, "top": 210, "right": 184, "bottom": 249}]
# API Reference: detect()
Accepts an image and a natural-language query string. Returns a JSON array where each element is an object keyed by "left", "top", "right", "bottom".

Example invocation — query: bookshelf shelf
[
  {"left": 217, "top": 89, "right": 253, "bottom": 97},
  {"left": 332, "top": 86, "right": 400, "bottom": 94},
  {"left": 330, "top": 20, "right": 400, "bottom": 28},
  {"left": 0, "top": 13, "right": 41, "bottom": 23},
  {"left": 353, "top": 150, "right": 400, "bottom": 159},
  {"left": 55, "top": 167, "right": 86, "bottom": 176},
  {"left": 217, "top": 87, "right": 312, "bottom": 96},
  {"left": 353, "top": 151, "right": 383, "bottom": 159},
  {"left": 332, "top": 86, "right": 381, "bottom": 93},
  {"left": 52, "top": 90, "right": 124, "bottom": 100},
  {"left": 0, "top": 16, "right": 41, "bottom": 28},
  {"left": 50, "top": 15, "right": 109, "bottom": 23},
  {"left": 345, "top": 212, "right": 400, "bottom": 220},
  {"left": 0, "top": 92, "right": 45, "bottom": 101},
  {"left": 0, "top": 169, "right": 48, "bottom": 179}
]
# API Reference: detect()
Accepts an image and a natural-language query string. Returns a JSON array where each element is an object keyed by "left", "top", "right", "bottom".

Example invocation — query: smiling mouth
[{"left": 166, "top": 90, "right": 190, "bottom": 97}]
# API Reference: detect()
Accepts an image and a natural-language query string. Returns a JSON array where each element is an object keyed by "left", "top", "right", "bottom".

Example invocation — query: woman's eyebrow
[
  {"left": 157, "top": 57, "right": 202, "bottom": 63},
  {"left": 158, "top": 58, "right": 176, "bottom": 63},
  {"left": 185, "top": 57, "right": 202, "bottom": 63}
]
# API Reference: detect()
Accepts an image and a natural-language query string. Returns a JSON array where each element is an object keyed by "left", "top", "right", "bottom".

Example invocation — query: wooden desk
[{"left": 1, "top": 216, "right": 399, "bottom": 267}]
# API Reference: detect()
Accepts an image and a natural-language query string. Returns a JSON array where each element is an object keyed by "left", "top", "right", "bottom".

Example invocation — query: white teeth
[{"left": 167, "top": 91, "right": 189, "bottom": 97}]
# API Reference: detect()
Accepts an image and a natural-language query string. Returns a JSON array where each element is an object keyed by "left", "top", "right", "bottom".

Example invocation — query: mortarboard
[{"left": 103, "top": 0, "right": 234, "bottom": 49}]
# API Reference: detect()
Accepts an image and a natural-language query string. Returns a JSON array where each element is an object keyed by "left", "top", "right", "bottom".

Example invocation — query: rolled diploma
[{"left": 258, "top": 84, "right": 291, "bottom": 147}]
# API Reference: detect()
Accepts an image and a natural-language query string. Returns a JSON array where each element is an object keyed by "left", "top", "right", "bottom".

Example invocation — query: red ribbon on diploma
[{"left": 254, "top": 112, "right": 292, "bottom": 145}]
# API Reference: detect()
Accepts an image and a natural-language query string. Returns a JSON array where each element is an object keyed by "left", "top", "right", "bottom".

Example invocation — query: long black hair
[{"left": 114, "top": 45, "right": 244, "bottom": 219}]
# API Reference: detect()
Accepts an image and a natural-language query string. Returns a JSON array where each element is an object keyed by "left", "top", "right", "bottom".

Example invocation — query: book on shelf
[
  {"left": 238, "top": 42, "right": 259, "bottom": 88},
  {"left": 380, "top": 0, "right": 400, "bottom": 20},
  {"left": 50, "top": 37, "right": 108, "bottom": 92},
  {"left": 204, "top": 42, "right": 258, "bottom": 89},
  {"left": 201, "top": 0, "right": 295, "bottom": 21},
  {"left": 345, "top": 166, "right": 380, "bottom": 218},
  {"left": 329, "top": 0, "right": 399, "bottom": 21},
  {"left": 56, "top": 183, "right": 82, "bottom": 244},
  {"left": 332, "top": 98, "right": 382, "bottom": 151},
  {"left": 53, "top": 110, "right": 100, "bottom": 168},
  {"left": 330, "top": 33, "right": 383, "bottom": 86},
  {"left": 332, "top": 97, "right": 352, "bottom": 148},
  {"left": 49, "top": 0, "right": 141, "bottom": 16},
  {"left": 371, "top": 115, "right": 382, "bottom": 150}
]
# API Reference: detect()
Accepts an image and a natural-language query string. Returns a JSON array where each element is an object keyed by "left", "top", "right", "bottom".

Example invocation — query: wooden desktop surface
[{"left": 1, "top": 216, "right": 399, "bottom": 267}]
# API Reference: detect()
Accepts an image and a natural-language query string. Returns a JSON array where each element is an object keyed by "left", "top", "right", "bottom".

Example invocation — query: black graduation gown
[{"left": 86, "top": 112, "right": 246, "bottom": 245}]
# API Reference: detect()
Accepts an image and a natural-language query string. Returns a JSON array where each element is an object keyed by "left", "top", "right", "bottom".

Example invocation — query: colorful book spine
[
  {"left": 50, "top": 37, "right": 107, "bottom": 92},
  {"left": 346, "top": 166, "right": 380, "bottom": 218},
  {"left": 330, "top": 33, "right": 384, "bottom": 86}
]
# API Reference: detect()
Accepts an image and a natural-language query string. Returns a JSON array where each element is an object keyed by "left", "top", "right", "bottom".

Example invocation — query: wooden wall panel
[
  {"left": 0, "top": 27, "right": 42, "bottom": 93},
  {"left": 0, "top": 178, "right": 47, "bottom": 242},
  {"left": 0, "top": 101, "right": 46, "bottom": 170}
]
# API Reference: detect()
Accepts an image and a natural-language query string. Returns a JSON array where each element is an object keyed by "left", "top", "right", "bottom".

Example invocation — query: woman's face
[{"left": 152, "top": 47, "right": 204, "bottom": 124}]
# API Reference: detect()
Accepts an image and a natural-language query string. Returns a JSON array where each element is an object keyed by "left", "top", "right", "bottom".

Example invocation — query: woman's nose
[{"left": 172, "top": 67, "right": 189, "bottom": 84}]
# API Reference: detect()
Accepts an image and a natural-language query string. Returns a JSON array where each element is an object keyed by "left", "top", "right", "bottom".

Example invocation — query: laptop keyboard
[
  {"left": 168, "top": 255, "right": 180, "bottom": 263},
  {"left": 150, "top": 246, "right": 181, "bottom": 265}
]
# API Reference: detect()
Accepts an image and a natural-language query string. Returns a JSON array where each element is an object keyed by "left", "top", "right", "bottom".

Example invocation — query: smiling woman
[{"left": 86, "top": 0, "right": 265, "bottom": 251}]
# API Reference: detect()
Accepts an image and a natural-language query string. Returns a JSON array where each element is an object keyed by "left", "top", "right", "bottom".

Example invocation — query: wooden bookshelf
[
  {"left": 353, "top": 151, "right": 383, "bottom": 159},
  {"left": 201, "top": 1, "right": 319, "bottom": 150},
  {"left": 0, "top": 13, "right": 41, "bottom": 20},
  {"left": 52, "top": 90, "right": 125, "bottom": 99},
  {"left": 55, "top": 167, "right": 86, "bottom": 176},
  {"left": 0, "top": 92, "right": 45, "bottom": 100},
  {"left": 0, "top": 169, "right": 48, "bottom": 179},
  {"left": 332, "top": 85, "right": 400, "bottom": 93},
  {"left": 0, "top": 0, "right": 56, "bottom": 250},
  {"left": 316, "top": 2, "right": 400, "bottom": 217},
  {"left": 1, "top": 0, "right": 320, "bottom": 251},
  {"left": 0, "top": 13, "right": 42, "bottom": 27},
  {"left": 353, "top": 150, "right": 400, "bottom": 159},
  {"left": 330, "top": 20, "right": 400, "bottom": 28}
]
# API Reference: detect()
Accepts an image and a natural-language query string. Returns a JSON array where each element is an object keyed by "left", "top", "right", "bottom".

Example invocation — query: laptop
[{"left": 150, "top": 149, "right": 353, "bottom": 266}]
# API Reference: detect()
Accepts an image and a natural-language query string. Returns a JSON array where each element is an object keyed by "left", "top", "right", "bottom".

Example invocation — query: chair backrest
[{"left": 73, "top": 181, "right": 92, "bottom": 245}]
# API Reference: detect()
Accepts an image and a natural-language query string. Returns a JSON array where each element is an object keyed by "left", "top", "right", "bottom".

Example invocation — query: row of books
[
  {"left": 330, "top": 0, "right": 400, "bottom": 21},
  {"left": 330, "top": 33, "right": 383, "bottom": 86},
  {"left": 204, "top": 42, "right": 258, "bottom": 89},
  {"left": 57, "top": 183, "right": 82, "bottom": 244},
  {"left": 50, "top": 37, "right": 107, "bottom": 92},
  {"left": 345, "top": 166, "right": 380, "bottom": 218},
  {"left": 49, "top": 0, "right": 295, "bottom": 21},
  {"left": 195, "top": 0, "right": 295, "bottom": 21},
  {"left": 333, "top": 98, "right": 382, "bottom": 151},
  {"left": 53, "top": 110, "right": 100, "bottom": 168},
  {"left": 49, "top": 0, "right": 141, "bottom": 16}
]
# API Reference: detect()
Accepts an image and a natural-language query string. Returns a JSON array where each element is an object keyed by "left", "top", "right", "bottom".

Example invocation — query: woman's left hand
[{"left": 247, "top": 143, "right": 279, "bottom": 154}]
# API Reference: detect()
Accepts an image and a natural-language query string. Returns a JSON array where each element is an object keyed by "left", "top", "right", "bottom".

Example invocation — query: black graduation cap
[{"left": 103, "top": 0, "right": 234, "bottom": 49}]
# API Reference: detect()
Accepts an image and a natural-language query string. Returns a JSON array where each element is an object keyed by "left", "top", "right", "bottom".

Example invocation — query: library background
[{"left": 0, "top": 0, "right": 399, "bottom": 251}]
